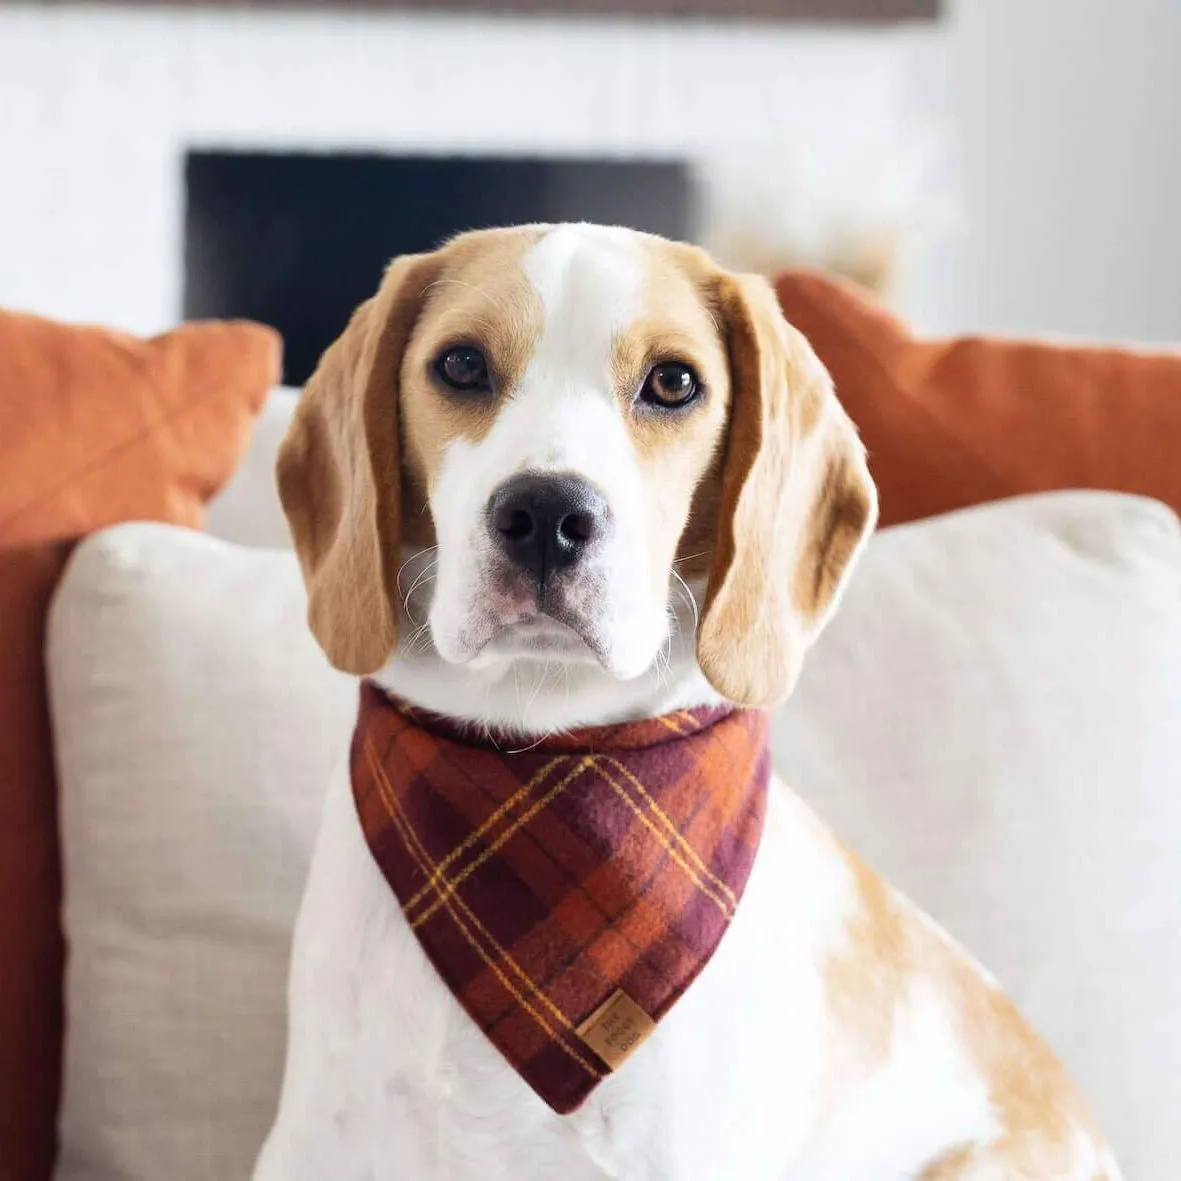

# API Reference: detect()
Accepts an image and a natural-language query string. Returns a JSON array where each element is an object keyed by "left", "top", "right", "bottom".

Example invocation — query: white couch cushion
[
  {"left": 777, "top": 490, "right": 1181, "bottom": 1178},
  {"left": 48, "top": 524, "right": 355, "bottom": 1181},
  {"left": 206, "top": 386, "right": 298, "bottom": 550},
  {"left": 47, "top": 493, "right": 1181, "bottom": 1180}
]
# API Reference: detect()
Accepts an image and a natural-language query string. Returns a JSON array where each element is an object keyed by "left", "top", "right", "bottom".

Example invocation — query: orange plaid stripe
[
  {"left": 364, "top": 738, "right": 603, "bottom": 1081},
  {"left": 599, "top": 755, "right": 740, "bottom": 910},
  {"left": 351, "top": 681, "right": 770, "bottom": 1115}
]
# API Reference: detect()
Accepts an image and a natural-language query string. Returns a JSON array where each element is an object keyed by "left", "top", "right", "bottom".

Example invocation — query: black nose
[{"left": 487, "top": 473, "right": 608, "bottom": 584}]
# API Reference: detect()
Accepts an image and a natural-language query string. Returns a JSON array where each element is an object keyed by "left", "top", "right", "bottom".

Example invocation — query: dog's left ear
[
  {"left": 276, "top": 252, "right": 438, "bottom": 675},
  {"left": 697, "top": 272, "right": 878, "bottom": 708}
]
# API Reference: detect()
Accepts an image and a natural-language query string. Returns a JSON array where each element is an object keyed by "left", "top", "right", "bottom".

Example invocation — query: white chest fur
[{"left": 255, "top": 763, "right": 1012, "bottom": 1181}]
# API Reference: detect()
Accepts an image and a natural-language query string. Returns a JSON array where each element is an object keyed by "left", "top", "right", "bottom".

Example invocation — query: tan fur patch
[
  {"left": 609, "top": 240, "right": 735, "bottom": 594},
  {"left": 825, "top": 850, "right": 912, "bottom": 1068},
  {"left": 809, "top": 846, "right": 913, "bottom": 1123},
  {"left": 788, "top": 333, "right": 828, "bottom": 442},
  {"left": 918, "top": 1144, "right": 976, "bottom": 1179},
  {"left": 620, "top": 239, "right": 735, "bottom": 583},
  {"left": 791, "top": 432, "right": 875, "bottom": 622},
  {"left": 819, "top": 847, "right": 1108, "bottom": 1175},
  {"left": 398, "top": 227, "right": 546, "bottom": 510},
  {"left": 945, "top": 948, "right": 1096, "bottom": 1173}
]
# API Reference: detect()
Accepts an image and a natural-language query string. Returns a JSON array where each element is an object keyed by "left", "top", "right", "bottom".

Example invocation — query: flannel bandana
[{"left": 351, "top": 681, "right": 771, "bottom": 1115}]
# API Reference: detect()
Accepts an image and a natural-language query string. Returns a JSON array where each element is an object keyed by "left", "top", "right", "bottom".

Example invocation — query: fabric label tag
[{"left": 576, "top": 989, "right": 657, "bottom": 1071}]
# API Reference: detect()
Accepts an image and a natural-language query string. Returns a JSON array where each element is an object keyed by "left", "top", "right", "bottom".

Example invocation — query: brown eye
[
  {"left": 435, "top": 345, "right": 491, "bottom": 392},
  {"left": 640, "top": 361, "right": 699, "bottom": 409}
]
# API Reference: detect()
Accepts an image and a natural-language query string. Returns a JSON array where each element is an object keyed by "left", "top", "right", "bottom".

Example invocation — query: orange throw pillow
[
  {"left": 775, "top": 270, "right": 1181, "bottom": 528},
  {"left": 0, "top": 310, "right": 280, "bottom": 1181}
]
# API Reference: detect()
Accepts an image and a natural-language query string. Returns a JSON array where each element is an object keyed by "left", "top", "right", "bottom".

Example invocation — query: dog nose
[{"left": 487, "top": 473, "right": 607, "bottom": 583}]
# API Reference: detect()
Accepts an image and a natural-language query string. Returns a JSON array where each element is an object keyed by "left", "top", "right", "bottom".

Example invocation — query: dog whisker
[
  {"left": 670, "top": 568, "right": 700, "bottom": 634},
  {"left": 396, "top": 546, "right": 439, "bottom": 598},
  {"left": 401, "top": 560, "right": 439, "bottom": 624},
  {"left": 403, "top": 619, "right": 434, "bottom": 657},
  {"left": 524, "top": 661, "right": 548, "bottom": 718},
  {"left": 503, "top": 726, "right": 558, "bottom": 755}
]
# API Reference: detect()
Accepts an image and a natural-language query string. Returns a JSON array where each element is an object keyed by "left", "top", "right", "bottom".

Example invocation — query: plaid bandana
[{"left": 351, "top": 680, "right": 771, "bottom": 1114}]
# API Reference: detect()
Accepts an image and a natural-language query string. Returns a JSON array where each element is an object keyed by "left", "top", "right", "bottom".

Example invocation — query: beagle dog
[{"left": 255, "top": 224, "right": 1121, "bottom": 1181}]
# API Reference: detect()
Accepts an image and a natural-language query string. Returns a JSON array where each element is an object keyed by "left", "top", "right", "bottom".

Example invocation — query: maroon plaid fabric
[{"left": 351, "top": 681, "right": 771, "bottom": 1114}]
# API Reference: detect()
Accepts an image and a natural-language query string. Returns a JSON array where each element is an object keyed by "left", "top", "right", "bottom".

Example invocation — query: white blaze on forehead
[
  {"left": 475, "top": 223, "right": 646, "bottom": 481},
  {"left": 523, "top": 223, "right": 643, "bottom": 382}
]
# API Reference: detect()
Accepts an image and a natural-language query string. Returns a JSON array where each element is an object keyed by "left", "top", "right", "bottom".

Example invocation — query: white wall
[
  {"left": 924, "top": 0, "right": 1181, "bottom": 343},
  {"left": 1, "top": 2, "right": 1177, "bottom": 344},
  {"left": 0, "top": 4, "right": 935, "bottom": 336}
]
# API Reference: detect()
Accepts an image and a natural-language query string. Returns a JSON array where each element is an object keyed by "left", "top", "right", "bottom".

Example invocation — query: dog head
[{"left": 277, "top": 224, "right": 876, "bottom": 711}]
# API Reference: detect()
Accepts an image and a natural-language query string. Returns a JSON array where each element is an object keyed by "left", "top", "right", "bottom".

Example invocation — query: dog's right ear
[
  {"left": 277, "top": 253, "right": 438, "bottom": 675},
  {"left": 696, "top": 272, "right": 877, "bottom": 708}
]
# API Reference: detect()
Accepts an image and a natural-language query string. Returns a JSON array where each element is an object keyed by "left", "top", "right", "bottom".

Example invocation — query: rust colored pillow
[
  {"left": 0, "top": 310, "right": 280, "bottom": 1181},
  {"left": 775, "top": 270, "right": 1181, "bottom": 527}
]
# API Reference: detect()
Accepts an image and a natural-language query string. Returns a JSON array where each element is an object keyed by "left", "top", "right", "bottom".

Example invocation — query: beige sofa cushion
[
  {"left": 47, "top": 492, "right": 1181, "bottom": 1180},
  {"left": 206, "top": 387, "right": 299, "bottom": 551},
  {"left": 48, "top": 525, "right": 356, "bottom": 1181}
]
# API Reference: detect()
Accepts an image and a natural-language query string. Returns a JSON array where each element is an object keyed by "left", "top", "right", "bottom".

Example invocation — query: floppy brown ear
[
  {"left": 697, "top": 272, "right": 878, "bottom": 708},
  {"left": 276, "top": 253, "right": 437, "bottom": 675}
]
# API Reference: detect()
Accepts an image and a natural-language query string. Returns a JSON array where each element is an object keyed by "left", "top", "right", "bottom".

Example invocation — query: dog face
[
  {"left": 399, "top": 226, "right": 732, "bottom": 683},
  {"left": 278, "top": 223, "right": 876, "bottom": 708}
]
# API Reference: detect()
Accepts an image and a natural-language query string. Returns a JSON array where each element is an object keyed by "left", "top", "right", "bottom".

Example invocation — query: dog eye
[
  {"left": 435, "top": 346, "right": 491, "bottom": 393},
  {"left": 640, "top": 362, "right": 699, "bottom": 409}
]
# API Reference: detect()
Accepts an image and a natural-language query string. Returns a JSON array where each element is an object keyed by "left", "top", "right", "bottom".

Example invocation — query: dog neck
[{"left": 377, "top": 584, "right": 720, "bottom": 737}]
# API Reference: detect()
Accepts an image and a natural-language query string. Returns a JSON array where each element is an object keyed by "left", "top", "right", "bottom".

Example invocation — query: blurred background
[
  {"left": 1, "top": 0, "right": 1179, "bottom": 384},
  {"left": 4, "top": 8, "right": 1181, "bottom": 1181}
]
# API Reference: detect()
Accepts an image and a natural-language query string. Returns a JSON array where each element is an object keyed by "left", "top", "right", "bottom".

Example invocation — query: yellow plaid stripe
[
  {"left": 656, "top": 712, "right": 704, "bottom": 736},
  {"left": 595, "top": 763, "right": 733, "bottom": 918},
  {"left": 404, "top": 755, "right": 596, "bottom": 931},
  {"left": 601, "top": 755, "right": 739, "bottom": 910},
  {"left": 365, "top": 738, "right": 603, "bottom": 1080},
  {"left": 399, "top": 755, "right": 564, "bottom": 912}
]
